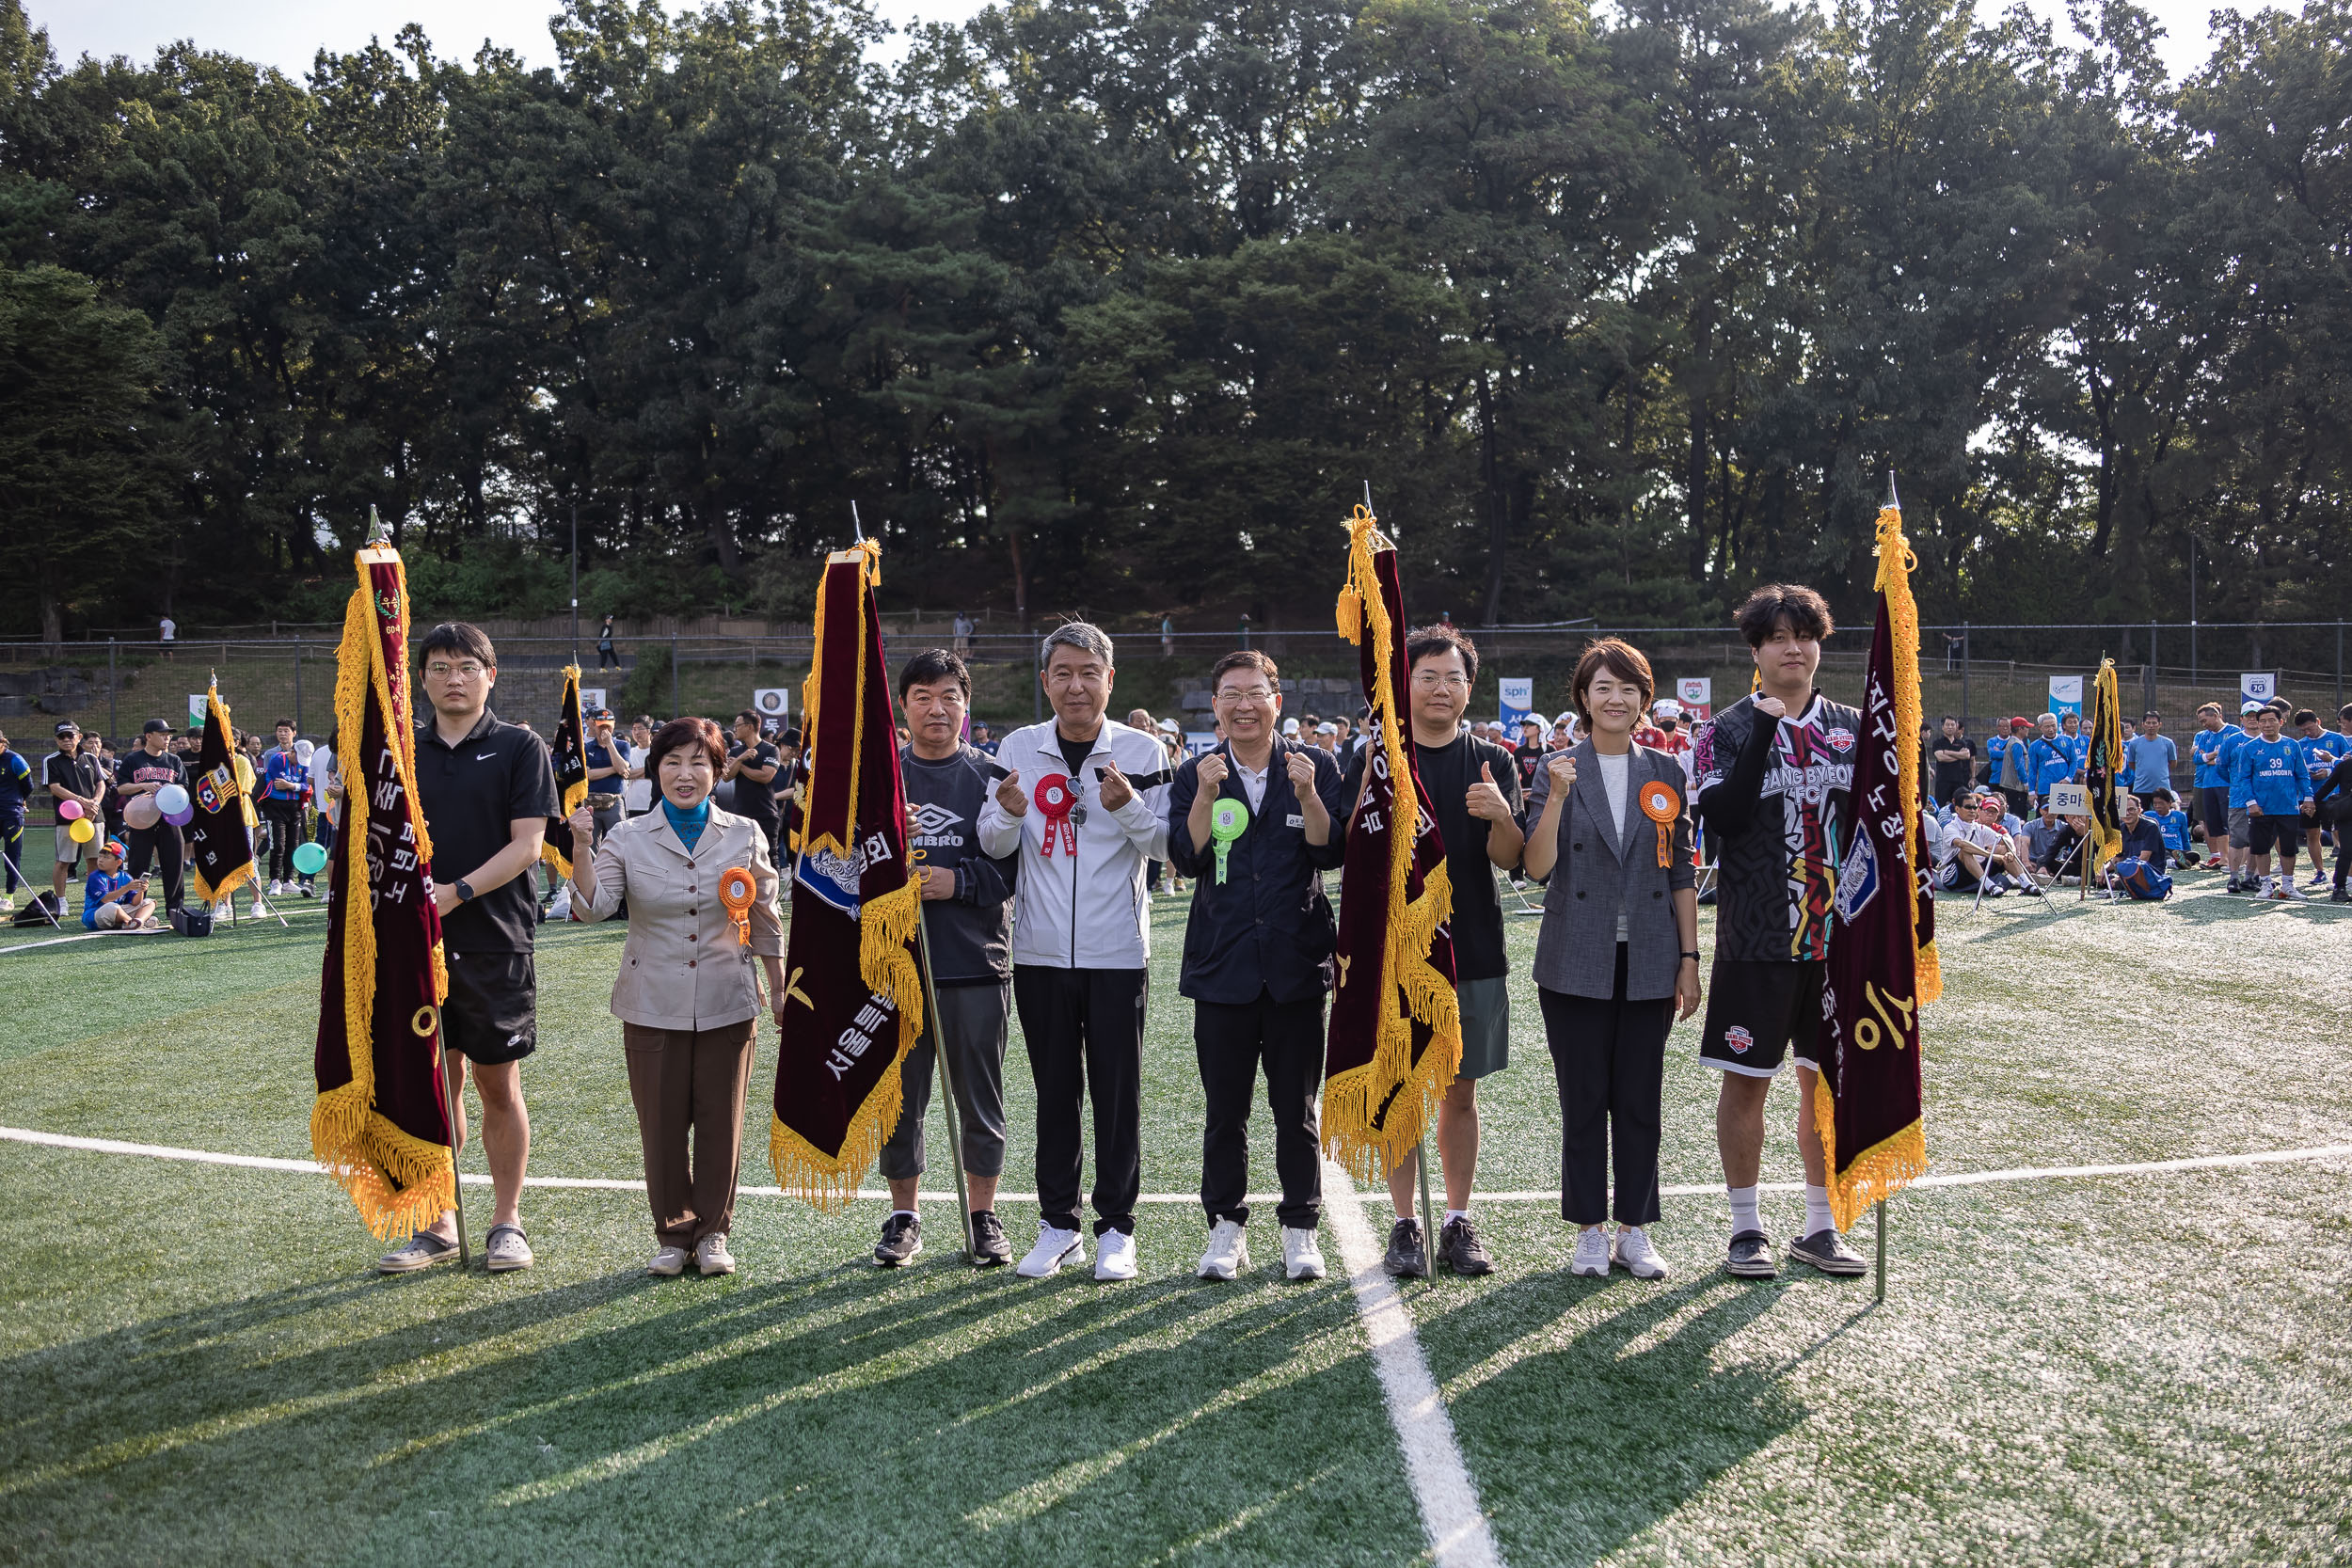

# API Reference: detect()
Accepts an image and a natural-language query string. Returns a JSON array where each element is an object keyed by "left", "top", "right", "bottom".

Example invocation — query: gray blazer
[{"left": 1525, "top": 741, "right": 1696, "bottom": 1000}]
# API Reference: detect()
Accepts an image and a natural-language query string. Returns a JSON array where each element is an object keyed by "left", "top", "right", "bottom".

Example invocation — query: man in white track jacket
[{"left": 977, "top": 623, "right": 1173, "bottom": 1281}]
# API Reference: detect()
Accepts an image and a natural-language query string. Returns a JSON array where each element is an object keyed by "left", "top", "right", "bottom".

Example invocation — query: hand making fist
[
  {"left": 1284, "top": 750, "right": 1318, "bottom": 797},
  {"left": 1196, "top": 752, "right": 1231, "bottom": 792},
  {"left": 567, "top": 804, "right": 595, "bottom": 846},
  {"left": 1545, "top": 751, "right": 1577, "bottom": 796},
  {"left": 1097, "top": 758, "right": 1134, "bottom": 813},
  {"left": 1753, "top": 695, "right": 1788, "bottom": 721},
  {"left": 995, "top": 768, "right": 1028, "bottom": 816},
  {"left": 1465, "top": 760, "right": 1513, "bottom": 823}
]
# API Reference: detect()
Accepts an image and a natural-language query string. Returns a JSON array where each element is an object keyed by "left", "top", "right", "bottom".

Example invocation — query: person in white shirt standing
[{"left": 977, "top": 623, "right": 1173, "bottom": 1281}]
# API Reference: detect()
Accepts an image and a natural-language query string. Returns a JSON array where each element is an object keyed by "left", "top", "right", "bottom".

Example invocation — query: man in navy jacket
[{"left": 1165, "top": 651, "right": 1346, "bottom": 1283}]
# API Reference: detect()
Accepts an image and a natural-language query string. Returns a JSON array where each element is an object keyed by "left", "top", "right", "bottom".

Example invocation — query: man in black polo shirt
[
  {"left": 377, "top": 622, "right": 559, "bottom": 1275},
  {"left": 1167, "top": 650, "right": 1345, "bottom": 1283},
  {"left": 723, "top": 710, "right": 782, "bottom": 865}
]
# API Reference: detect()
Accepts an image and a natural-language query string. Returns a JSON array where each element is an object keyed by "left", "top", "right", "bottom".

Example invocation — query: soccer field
[{"left": 1, "top": 876, "right": 2347, "bottom": 1566}]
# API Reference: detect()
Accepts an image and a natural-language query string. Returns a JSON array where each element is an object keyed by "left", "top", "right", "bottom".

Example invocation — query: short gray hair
[{"left": 1041, "top": 621, "right": 1115, "bottom": 670}]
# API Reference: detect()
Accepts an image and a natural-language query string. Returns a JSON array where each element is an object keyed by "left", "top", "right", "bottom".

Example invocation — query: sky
[{"left": 35, "top": 0, "right": 2253, "bottom": 85}]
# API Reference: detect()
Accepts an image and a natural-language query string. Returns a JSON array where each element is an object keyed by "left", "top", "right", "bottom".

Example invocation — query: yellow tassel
[{"left": 1336, "top": 584, "right": 1362, "bottom": 644}]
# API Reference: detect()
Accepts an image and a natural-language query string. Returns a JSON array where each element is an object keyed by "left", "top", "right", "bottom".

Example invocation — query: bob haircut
[
  {"left": 1571, "top": 638, "right": 1656, "bottom": 717},
  {"left": 1404, "top": 624, "right": 1479, "bottom": 686},
  {"left": 1734, "top": 585, "right": 1834, "bottom": 649},
  {"left": 898, "top": 647, "right": 973, "bottom": 701},
  {"left": 644, "top": 716, "right": 726, "bottom": 788}
]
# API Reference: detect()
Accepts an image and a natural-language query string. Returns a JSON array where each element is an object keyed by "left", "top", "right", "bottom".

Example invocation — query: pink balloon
[
  {"left": 124, "top": 795, "right": 162, "bottom": 831},
  {"left": 56, "top": 800, "right": 82, "bottom": 820}
]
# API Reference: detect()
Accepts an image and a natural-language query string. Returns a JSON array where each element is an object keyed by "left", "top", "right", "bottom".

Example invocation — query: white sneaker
[
  {"left": 1613, "top": 1226, "right": 1668, "bottom": 1280},
  {"left": 266, "top": 880, "right": 281, "bottom": 896},
  {"left": 1571, "top": 1227, "right": 1611, "bottom": 1277},
  {"left": 249, "top": 899, "right": 270, "bottom": 918},
  {"left": 695, "top": 1233, "right": 736, "bottom": 1275},
  {"left": 1016, "top": 1226, "right": 1082, "bottom": 1278},
  {"left": 1280, "top": 1226, "right": 1327, "bottom": 1281},
  {"left": 1094, "top": 1229, "right": 1138, "bottom": 1281},
  {"left": 646, "top": 1244, "right": 689, "bottom": 1276},
  {"left": 1197, "top": 1217, "right": 1248, "bottom": 1280},
  {"left": 0, "top": 895, "right": 14, "bottom": 914},
  {"left": 2278, "top": 880, "right": 2309, "bottom": 902},
  {"left": 548, "top": 886, "right": 573, "bottom": 922},
  {"left": 214, "top": 898, "right": 233, "bottom": 920}
]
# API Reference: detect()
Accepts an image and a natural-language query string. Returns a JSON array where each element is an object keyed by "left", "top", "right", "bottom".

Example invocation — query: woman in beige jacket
[{"left": 569, "top": 716, "right": 785, "bottom": 1276}]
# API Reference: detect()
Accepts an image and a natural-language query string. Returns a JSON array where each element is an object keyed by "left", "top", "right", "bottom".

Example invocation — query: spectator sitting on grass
[
  {"left": 2035, "top": 814, "right": 2092, "bottom": 884},
  {"left": 83, "top": 840, "right": 155, "bottom": 930},
  {"left": 1939, "top": 792, "right": 2043, "bottom": 897},
  {"left": 2104, "top": 795, "right": 2176, "bottom": 901},
  {"left": 2148, "top": 788, "right": 2196, "bottom": 866}
]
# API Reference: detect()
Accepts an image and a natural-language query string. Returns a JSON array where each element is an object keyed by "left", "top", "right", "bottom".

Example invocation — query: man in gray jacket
[{"left": 977, "top": 623, "right": 1173, "bottom": 1281}]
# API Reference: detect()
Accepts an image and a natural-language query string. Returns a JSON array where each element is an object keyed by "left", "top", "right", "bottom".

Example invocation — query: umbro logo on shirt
[{"left": 909, "top": 801, "right": 963, "bottom": 841}]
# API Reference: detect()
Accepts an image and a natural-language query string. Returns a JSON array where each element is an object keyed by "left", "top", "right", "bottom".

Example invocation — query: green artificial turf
[{"left": 0, "top": 871, "right": 2346, "bottom": 1565}]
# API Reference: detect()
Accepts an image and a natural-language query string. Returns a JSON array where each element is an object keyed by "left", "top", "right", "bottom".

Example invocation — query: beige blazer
[{"left": 574, "top": 806, "right": 785, "bottom": 1031}]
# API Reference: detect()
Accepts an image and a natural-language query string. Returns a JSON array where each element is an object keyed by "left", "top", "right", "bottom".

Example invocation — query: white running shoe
[
  {"left": 1571, "top": 1227, "right": 1611, "bottom": 1277},
  {"left": 646, "top": 1245, "right": 689, "bottom": 1276},
  {"left": 1613, "top": 1226, "right": 1668, "bottom": 1280},
  {"left": 1094, "top": 1229, "right": 1138, "bottom": 1281},
  {"left": 266, "top": 879, "right": 282, "bottom": 896},
  {"left": 0, "top": 895, "right": 14, "bottom": 914},
  {"left": 1280, "top": 1226, "right": 1327, "bottom": 1281},
  {"left": 2278, "top": 880, "right": 2309, "bottom": 902},
  {"left": 548, "top": 886, "right": 573, "bottom": 922},
  {"left": 1016, "top": 1225, "right": 1082, "bottom": 1278},
  {"left": 249, "top": 898, "right": 270, "bottom": 918},
  {"left": 1197, "top": 1217, "right": 1248, "bottom": 1280}
]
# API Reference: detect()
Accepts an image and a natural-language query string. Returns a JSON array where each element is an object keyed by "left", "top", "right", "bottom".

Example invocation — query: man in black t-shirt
[
  {"left": 113, "top": 720, "right": 187, "bottom": 913},
  {"left": 723, "top": 710, "right": 782, "bottom": 865},
  {"left": 377, "top": 623, "right": 559, "bottom": 1277},
  {"left": 44, "top": 722, "right": 106, "bottom": 908},
  {"left": 1931, "top": 716, "right": 1977, "bottom": 808},
  {"left": 1340, "top": 626, "right": 1524, "bottom": 1278}
]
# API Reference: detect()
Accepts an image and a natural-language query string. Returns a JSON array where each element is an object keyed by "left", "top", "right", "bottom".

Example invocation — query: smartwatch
[{"left": 455, "top": 879, "right": 477, "bottom": 903}]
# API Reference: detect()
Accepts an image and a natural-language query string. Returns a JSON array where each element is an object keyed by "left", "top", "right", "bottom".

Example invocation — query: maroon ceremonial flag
[
  {"left": 311, "top": 542, "right": 457, "bottom": 1239},
  {"left": 769, "top": 541, "right": 925, "bottom": 1207},
  {"left": 1323, "top": 507, "right": 1461, "bottom": 1180},
  {"left": 1818, "top": 503, "right": 1939, "bottom": 1230}
]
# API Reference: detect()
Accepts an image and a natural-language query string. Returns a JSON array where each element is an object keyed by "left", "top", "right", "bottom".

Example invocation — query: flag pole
[
  {"left": 1416, "top": 1138, "right": 1437, "bottom": 1266},
  {"left": 1875, "top": 1196, "right": 1887, "bottom": 1302},
  {"left": 912, "top": 892, "right": 975, "bottom": 1259}
]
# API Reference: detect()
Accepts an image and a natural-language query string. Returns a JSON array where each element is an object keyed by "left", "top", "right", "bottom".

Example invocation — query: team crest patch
[
  {"left": 1724, "top": 1025, "right": 1755, "bottom": 1055},
  {"left": 1833, "top": 830, "right": 1880, "bottom": 922},
  {"left": 1825, "top": 727, "right": 1856, "bottom": 752}
]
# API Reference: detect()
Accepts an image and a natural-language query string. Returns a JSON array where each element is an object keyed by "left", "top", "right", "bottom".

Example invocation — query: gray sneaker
[
  {"left": 1383, "top": 1218, "right": 1427, "bottom": 1278},
  {"left": 377, "top": 1231, "right": 459, "bottom": 1275},
  {"left": 1788, "top": 1227, "right": 1867, "bottom": 1277},
  {"left": 695, "top": 1233, "right": 736, "bottom": 1275},
  {"left": 1724, "top": 1229, "right": 1777, "bottom": 1279},
  {"left": 484, "top": 1223, "right": 533, "bottom": 1273}
]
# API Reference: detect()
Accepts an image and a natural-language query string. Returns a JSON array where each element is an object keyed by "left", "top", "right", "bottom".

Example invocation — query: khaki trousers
[{"left": 622, "top": 1018, "right": 757, "bottom": 1247}]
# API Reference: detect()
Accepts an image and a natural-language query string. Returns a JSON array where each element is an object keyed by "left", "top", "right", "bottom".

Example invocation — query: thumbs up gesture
[{"left": 1466, "top": 758, "right": 1512, "bottom": 822}]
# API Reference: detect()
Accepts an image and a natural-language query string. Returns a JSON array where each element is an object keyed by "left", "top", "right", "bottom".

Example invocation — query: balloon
[
  {"left": 56, "top": 799, "right": 82, "bottom": 821},
  {"left": 124, "top": 795, "right": 161, "bottom": 831},
  {"left": 155, "top": 784, "right": 191, "bottom": 816},
  {"left": 165, "top": 807, "right": 194, "bottom": 827},
  {"left": 68, "top": 817, "right": 95, "bottom": 844},
  {"left": 292, "top": 842, "right": 328, "bottom": 876}
]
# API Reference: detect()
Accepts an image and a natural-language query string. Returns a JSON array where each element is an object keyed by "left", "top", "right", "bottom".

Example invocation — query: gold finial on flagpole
[{"left": 365, "top": 505, "right": 391, "bottom": 548}]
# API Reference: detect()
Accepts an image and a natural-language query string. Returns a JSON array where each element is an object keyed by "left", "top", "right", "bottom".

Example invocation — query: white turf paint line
[
  {"left": 1322, "top": 1158, "right": 1504, "bottom": 1568},
  {"left": 3, "top": 1125, "right": 2350, "bottom": 1202}
]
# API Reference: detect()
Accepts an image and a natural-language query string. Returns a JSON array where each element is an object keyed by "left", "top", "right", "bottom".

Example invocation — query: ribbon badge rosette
[
  {"left": 1209, "top": 797, "right": 1248, "bottom": 883},
  {"left": 1033, "top": 772, "right": 1079, "bottom": 858}
]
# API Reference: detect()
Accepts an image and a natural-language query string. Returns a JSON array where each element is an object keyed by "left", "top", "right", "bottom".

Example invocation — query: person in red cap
[
  {"left": 1985, "top": 716, "right": 2034, "bottom": 821},
  {"left": 82, "top": 838, "right": 156, "bottom": 929}
]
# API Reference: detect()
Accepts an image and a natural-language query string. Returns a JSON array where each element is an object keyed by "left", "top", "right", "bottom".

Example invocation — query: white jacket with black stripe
[{"left": 976, "top": 718, "right": 1173, "bottom": 971}]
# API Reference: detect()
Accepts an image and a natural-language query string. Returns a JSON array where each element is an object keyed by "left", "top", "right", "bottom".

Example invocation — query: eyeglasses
[
  {"left": 1410, "top": 673, "right": 1471, "bottom": 691},
  {"left": 1215, "top": 686, "right": 1277, "bottom": 705},
  {"left": 423, "top": 661, "right": 487, "bottom": 680}
]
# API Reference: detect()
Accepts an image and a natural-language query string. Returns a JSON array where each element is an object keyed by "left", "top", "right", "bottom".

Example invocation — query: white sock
[
  {"left": 1445, "top": 1209, "right": 1470, "bottom": 1226},
  {"left": 1804, "top": 1184, "right": 1834, "bottom": 1236},
  {"left": 1727, "top": 1185, "right": 1760, "bottom": 1235},
  {"left": 891, "top": 1209, "right": 918, "bottom": 1221}
]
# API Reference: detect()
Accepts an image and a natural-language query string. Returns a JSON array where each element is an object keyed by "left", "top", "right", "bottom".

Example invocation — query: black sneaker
[
  {"left": 1438, "top": 1215, "right": 1494, "bottom": 1276},
  {"left": 2333, "top": 889, "right": 2352, "bottom": 905},
  {"left": 1787, "top": 1227, "right": 1867, "bottom": 1277},
  {"left": 873, "top": 1212, "right": 923, "bottom": 1267},
  {"left": 1724, "top": 1229, "right": 1777, "bottom": 1279},
  {"left": 968, "top": 1210, "right": 1011, "bottom": 1268},
  {"left": 1383, "top": 1217, "right": 1427, "bottom": 1278}
]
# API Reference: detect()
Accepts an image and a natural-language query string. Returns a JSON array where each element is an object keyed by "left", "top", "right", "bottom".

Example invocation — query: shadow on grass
[
  {"left": 0, "top": 1251, "right": 1419, "bottom": 1568},
  {"left": 1424, "top": 1269, "right": 1809, "bottom": 1565}
]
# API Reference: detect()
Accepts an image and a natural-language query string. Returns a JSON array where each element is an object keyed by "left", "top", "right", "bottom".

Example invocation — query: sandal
[{"left": 485, "top": 1222, "right": 534, "bottom": 1274}]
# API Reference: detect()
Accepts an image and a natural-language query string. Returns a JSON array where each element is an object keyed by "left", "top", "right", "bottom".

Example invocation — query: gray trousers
[{"left": 880, "top": 979, "right": 1010, "bottom": 1180}]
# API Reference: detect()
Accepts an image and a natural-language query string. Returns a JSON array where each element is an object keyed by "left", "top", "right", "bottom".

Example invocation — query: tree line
[{"left": 2, "top": 0, "right": 2347, "bottom": 652}]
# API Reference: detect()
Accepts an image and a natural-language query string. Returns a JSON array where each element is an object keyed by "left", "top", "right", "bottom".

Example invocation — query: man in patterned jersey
[{"left": 1689, "top": 584, "right": 1867, "bottom": 1281}]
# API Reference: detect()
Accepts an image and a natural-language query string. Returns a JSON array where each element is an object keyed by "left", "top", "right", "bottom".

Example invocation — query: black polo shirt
[{"left": 414, "top": 708, "right": 559, "bottom": 953}]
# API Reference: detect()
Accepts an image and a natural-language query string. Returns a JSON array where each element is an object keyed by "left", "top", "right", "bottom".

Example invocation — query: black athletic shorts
[
  {"left": 2198, "top": 786, "right": 2231, "bottom": 842},
  {"left": 1699, "top": 958, "right": 1823, "bottom": 1080},
  {"left": 2247, "top": 816, "right": 2301, "bottom": 856},
  {"left": 442, "top": 949, "right": 537, "bottom": 1064}
]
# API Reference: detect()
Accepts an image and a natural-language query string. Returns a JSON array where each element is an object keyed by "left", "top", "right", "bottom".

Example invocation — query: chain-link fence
[{"left": 4, "top": 621, "right": 2344, "bottom": 824}]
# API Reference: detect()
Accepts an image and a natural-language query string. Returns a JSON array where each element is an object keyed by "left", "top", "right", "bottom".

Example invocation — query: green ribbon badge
[{"left": 1210, "top": 797, "right": 1248, "bottom": 884}]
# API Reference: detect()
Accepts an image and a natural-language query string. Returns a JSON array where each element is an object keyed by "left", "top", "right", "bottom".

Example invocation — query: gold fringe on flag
[
  {"left": 310, "top": 547, "right": 454, "bottom": 1239},
  {"left": 542, "top": 664, "right": 588, "bottom": 878},
  {"left": 2089, "top": 659, "right": 2126, "bottom": 878},
  {"left": 186, "top": 678, "right": 258, "bottom": 906},
  {"left": 1322, "top": 506, "right": 1461, "bottom": 1181}
]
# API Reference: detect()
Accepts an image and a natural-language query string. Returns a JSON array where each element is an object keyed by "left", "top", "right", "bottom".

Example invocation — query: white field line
[
  {"left": 2, "top": 1125, "right": 2348, "bottom": 1202},
  {"left": 1322, "top": 1158, "right": 1503, "bottom": 1568}
]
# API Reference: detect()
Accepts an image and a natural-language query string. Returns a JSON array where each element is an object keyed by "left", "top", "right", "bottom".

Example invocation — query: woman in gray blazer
[
  {"left": 567, "top": 716, "right": 785, "bottom": 1278},
  {"left": 1522, "top": 640, "right": 1700, "bottom": 1282}
]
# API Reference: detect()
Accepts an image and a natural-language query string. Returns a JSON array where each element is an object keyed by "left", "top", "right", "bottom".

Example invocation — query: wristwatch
[{"left": 454, "top": 879, "right": 476, "bottom": 903}]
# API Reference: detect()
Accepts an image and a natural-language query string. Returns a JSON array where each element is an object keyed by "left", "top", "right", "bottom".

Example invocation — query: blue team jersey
[
  {"left": 0, "top": 749, "right": 31, "bottom": 816},
  {"left": 2155, "top": 808, "right": 2191, "bottom": 855},
  {"left": 2027, "top": 737, "right": 2074, "bottom": 794},
  {"left": 2061, "top": 732, "right": 2090, "bottom": 772},
  {"left": 2299, "top": 731, "right": 2350, "bottom": 776},
  {"left": 2231, "top": 736, "right": 2312, "bottom": 815},
  {"left": 2214, "top": 727, "right": 2257, "bottom": 791},
  {"left": 260, "top": 748, "right": 306, "bottom": 801},
  {"left": 2122, "top": 733, "right": 2177, "bottom": 792},
  {"left": 2189, "top": 726, "right": 2234, "bottom": 788},
  {"left": 82, "top": 869, "right": 130, "bottom": 928}
]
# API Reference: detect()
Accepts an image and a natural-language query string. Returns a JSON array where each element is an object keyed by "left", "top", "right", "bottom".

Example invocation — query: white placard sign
[
  {"left": 2045, "top": 782, "right": 2089, "bottom": 815},
  {"left": 754, "top": 688, "right": 792, "bottom": 719}
]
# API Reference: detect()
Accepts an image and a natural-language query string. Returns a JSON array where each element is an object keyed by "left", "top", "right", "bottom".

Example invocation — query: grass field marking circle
[{"left": 1323, "top": 1158, "right": 1506, "bottom": 1568}]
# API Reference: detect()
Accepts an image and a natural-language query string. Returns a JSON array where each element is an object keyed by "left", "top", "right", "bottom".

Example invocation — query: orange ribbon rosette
[
  {"left": 719, "top": 865, "right": 756, "bottom": 947},
  {"left": 1638, "top": 780, "right": 1680, "bottom": 869}
]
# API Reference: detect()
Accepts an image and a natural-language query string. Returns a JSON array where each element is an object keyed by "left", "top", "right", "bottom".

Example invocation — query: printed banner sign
[
  {"left": 1498, "top": 676, "right": 1534, "bottom": 731},
  {"left": 2048, "top": 675, "right": 2083, "bottom": 719},
  {"left": 580, "top": 687, "right": 606, "bottom": 714},
  {"left": 755, "top": 687, "right": 792, "bottom": 719},
  {"left": 2045, "top": 782, "right": 2089, "bottom": 814},
  {"left": 1677, "top": 677, "right": 1712, "bottom": 723},
  {"left": 2240, "top": 673, "right": 2277, "bottom": 705}
]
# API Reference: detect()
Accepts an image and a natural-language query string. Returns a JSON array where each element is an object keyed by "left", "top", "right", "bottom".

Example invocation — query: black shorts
[
  {"left": 2247, "top": 816, "right": 2301, "bottom": 857},
  {"left": 1700, "top": 959, "right": 1823, "bottom": 1080},
  {"left": 2198, "top": 787, "right": 2231, "bottom": 841},
  {"left": 442, "top": 949, "right": 537, "bottom": 1064}
]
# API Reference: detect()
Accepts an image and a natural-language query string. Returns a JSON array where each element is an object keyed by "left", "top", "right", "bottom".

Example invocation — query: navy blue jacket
[{"left": 1165, "top": 741, "right": 1347, "bottom": 1005}]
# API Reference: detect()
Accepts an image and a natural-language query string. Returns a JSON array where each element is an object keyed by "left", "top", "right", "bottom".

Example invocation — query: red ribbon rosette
[{"left": 1033, "top": 772, "right": 1078, "bottom": 858}]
